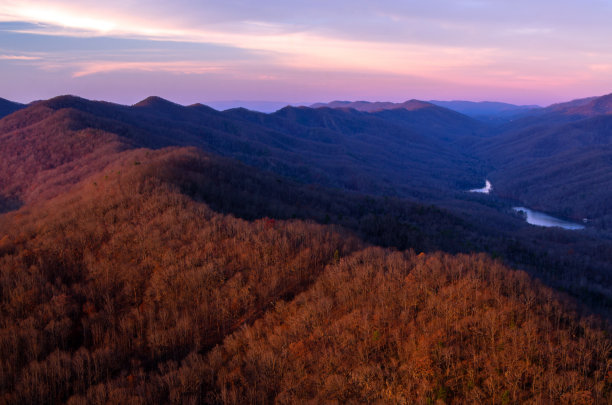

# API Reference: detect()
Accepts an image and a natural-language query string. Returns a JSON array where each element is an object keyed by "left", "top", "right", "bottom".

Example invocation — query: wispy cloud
[
  {"left": 0, "top": 3, "right": 505, "bottom": 79},
  {"left": 589, "top": 64, "right": 612, "bottom": 72},
  {"left": 1, "top": 0, "right": 612, "bottom": 104},
  {"left": 0, "top": 54, "right": 40, "bottom": 60},
  {"left": 0, "top": 2, "right": 117, "bottom": 34},
  {"left": 0, "top": 1, "right": 608, "bottom": 76},
  {"left": 71, "top": 61, "right": 223, "bottom": 77}
]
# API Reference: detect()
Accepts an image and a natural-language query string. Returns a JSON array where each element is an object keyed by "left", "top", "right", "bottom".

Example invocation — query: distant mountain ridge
[
  {"left": 310, "top": 99, "right": 436, "bottom": 112},
  {"left": 310, "top": 94, "right": 612, "bottom": 120},
  {"left": 205, "top": 100, "right": 296, "bottom": 112},
  {"left": 429, "top": 100, "right": 541, "bottom": 121},
  {"left": 312, "top": 99, "right": 542, "bottom": 122}
]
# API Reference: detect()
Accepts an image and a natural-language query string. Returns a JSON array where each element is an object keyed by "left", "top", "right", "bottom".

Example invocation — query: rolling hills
[
  {"left": 0, "top": 94, "right": 487, "bottom": 209},
  {"left": 0, "top": 146, "right": 610, "bottom": 404},
  {"left": 313, "top": 99, "right": 541, "bottom": 123},
  {"left": 1, "top": 94, "right": 611, "bottom": 294},
  {"left": 312, "top": 93, "right": 612, "bottom": 231},
  {"left": 1, "top": 94, "right": 612, "bottom": 403}
]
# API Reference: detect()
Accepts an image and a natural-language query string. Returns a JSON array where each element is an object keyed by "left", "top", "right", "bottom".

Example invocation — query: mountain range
[
  {"left": 312, "top": 99, "right": 541, "bottom": 122},
  {"left": 1, "top": 92, "right": 612, "bottom": 403},
  {"left": 474, "top": 93, "right": 612, "bottom": 223},
  {"left": 315, "top": 94, "right": 612, "bottom": 227},
  {"left": 0, "top": 95, "right": 489, "bottom": 212}
]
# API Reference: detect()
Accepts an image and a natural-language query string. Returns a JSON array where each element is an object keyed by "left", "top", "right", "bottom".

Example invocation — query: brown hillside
[
  {"left": 0, "top": 147, "right": 609, "bottom": 404},
  {"left": 0, "top": 148, "right": 362, "bottom": 404},
  {"left": 206, "top": 248, "right": 610, "bottom": 404}
]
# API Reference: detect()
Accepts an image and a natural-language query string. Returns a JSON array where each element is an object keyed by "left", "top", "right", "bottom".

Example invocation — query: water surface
[
  {"left": 470, "top": 180, "right": 492, "bottom": 194},
  {"left": 512, "top": 207, "right": 584, "bottom": 230}
]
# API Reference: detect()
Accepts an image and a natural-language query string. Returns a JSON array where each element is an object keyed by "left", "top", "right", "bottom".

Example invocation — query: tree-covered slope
[{"left": 0, "top": 147, "right": 609, "bottom": 404}]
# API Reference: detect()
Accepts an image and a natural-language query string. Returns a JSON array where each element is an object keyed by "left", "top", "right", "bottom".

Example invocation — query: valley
[
  {"left": 3, "top": 0, "right": 612, "bottom": 402},
  {"left": 1, "top": 93, "right": 611, "bottom": 403}
]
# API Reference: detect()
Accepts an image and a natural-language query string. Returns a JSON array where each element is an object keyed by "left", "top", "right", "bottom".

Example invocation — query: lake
[{"left": 512, "top": 207, "right": 585, "bottom": 230}]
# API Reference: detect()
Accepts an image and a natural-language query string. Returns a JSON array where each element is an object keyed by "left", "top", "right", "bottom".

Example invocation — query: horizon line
[{"left": 7, "top": 91, "right": 612, "bottom": 110}]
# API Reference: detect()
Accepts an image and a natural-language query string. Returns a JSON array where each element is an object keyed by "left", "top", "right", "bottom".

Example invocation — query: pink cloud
[{"left": 72, "top": 61, "right": 223, "bottom": 77}]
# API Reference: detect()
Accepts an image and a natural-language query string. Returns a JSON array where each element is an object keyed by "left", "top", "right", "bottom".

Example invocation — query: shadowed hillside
[
  {"left": 0, "top": 95, "right": 487, "bottom": 207},
  {"left": 0, "top": 98, "right": 24, "bottom": 119},
  {"left": 475, "top": 97, "right": 612, "bottom": 226}
]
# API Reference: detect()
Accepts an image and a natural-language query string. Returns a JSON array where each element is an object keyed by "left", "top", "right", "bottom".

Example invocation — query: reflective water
[
  {"left": 470, "top": 180, "right": 492, "bottom": 194},
  {"left": 512, "top": 207, "right": 585, "bottom": 230}
]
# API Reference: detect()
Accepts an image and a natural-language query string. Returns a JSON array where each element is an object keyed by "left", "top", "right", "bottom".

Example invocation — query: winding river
[
  {"left": 469, "top": 180, "right": 492, "bottom": 194},
  {"left": 512, "top": 207, "right": 585, "bottom": 230},
  {"left": 467, "top": 179, "right": 585, "bottom": 230}
]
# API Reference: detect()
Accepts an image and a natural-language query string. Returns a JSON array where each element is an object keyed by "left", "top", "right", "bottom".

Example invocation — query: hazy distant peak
[
  {"left": 275, "top": 105, "right": 318, "bottom": 115},
  {"left": 133, "top": 96, "right": 182, "bottom": 109},
  {"left": 396, "top": 99, "right": 436, "bottom": 110},
  {"left": 204, "top": 100, "right": 296, "bottom": 113},
  {"left": 310, "top": 100, "right": 353, "bottom": 108},
  {"left": 428, "top": 100, "right": 541, "bottom": 119},
  {"left": 187, "top": 102, "right": 219, "bottom": 113},
  {"left": 311, "top": 99, "right": 436, "bottom": 113},
  {"left": 187, "top": 102, "right": 214, "bottom": 110}
]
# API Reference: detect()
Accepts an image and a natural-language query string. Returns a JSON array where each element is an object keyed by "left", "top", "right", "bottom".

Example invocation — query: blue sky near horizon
[{"left": 1, "top": 1, "right": 612, "bottom": 106}]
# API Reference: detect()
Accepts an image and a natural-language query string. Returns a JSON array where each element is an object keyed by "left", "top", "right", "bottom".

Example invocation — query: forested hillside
[
  {"left": 0, "top": 147, "right": 609, "bottom": 404},
  {"left": 209, "top": 248, "right": 610, "bottom": 404},
  {"left": 0, "top": 95, "right": 486, "bottom": 207},
  {"left": 1, "top": 95, "right": 612, "bottom": 404},
  {"left": 475, "top": 95, "right": 612, "bottom": 226}
]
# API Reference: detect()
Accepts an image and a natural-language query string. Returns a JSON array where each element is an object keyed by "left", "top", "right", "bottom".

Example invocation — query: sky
[{"left": 1, "top": 0, "right": 612, "bottom": 108}]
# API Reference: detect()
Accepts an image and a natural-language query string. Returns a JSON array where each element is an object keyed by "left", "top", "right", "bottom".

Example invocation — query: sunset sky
[{"left": 1, "top": 0, "right": 612, "bottom": 107}]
